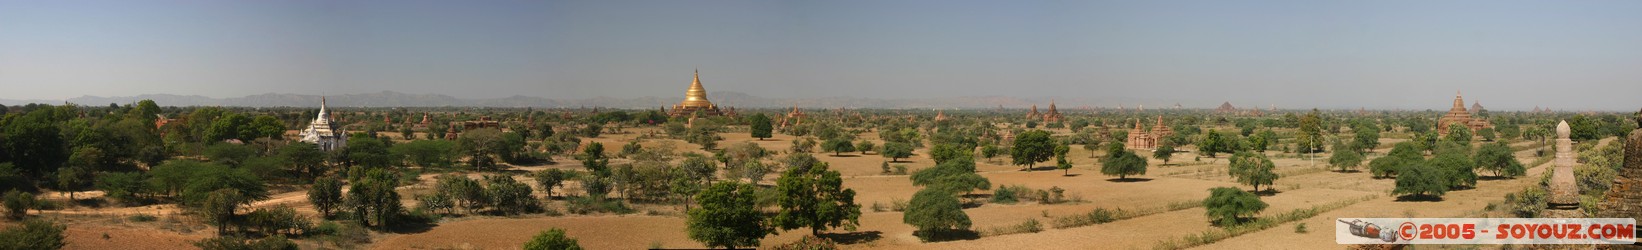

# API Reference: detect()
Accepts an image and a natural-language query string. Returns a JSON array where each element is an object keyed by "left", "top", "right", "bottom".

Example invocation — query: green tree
[
  {"left": 94, "top": 171, "right": 147, "bottom": 203},
  {"left": 54, "top": 166, "right": 92, "bottom": 201},
  {"left": 1152, "top": 143, "right": 1177, "bottom": 165},
  {"left": 3, "top": 191, "right": 35, "bottom": 220},
  {"left": 749, "top": 113, "right": 773, "bottom": 140},
  {"left": 1297, "top": 109, "right": 1324, "bottom": 166},
  {"left": 856, "top": 140, "right": 876, "bottom": 155},
  {"left": 204, "top": 143, "right": 255, "bottom": 167},
  {"left": 1353, "top": 126, "right": 1381, "bottom": 153},
  {"left": 773, "top": 162, "right": 862, "bottom": 235},
  {"left": 278, "top": 142, "right": 328, "bottom": 182},
  {"left": 390, "top": 140, "right": 457, "bottom": 169},
  {"left": 1474, "top": 142, "right": 1525, "bottom": 178},
  {"left": 1476, "top": 128, "right": 1496, "bottom": 142},
  {"left": 1328, "top": 148, "right": 1364, "bottom": 172},
  {"left": 903, "top": 187, "right": 971, "bottom": 242},
  {"left": 3, "top": 112, "right": 69, "bottom": 178},
  {"left": 881, "top": 142, "right": 913, "bottom": 162},
  {"left": 1228, "top": 151, "right": 1277, "bottom": 192},
  {"left": 1248, "top": 129, "right": 1276, "bottom": 153},
  {"left": 203, "top": 113, "right": 251, "bottom": 142},
  {"left": 457, "top": 128, "right": 505, "bottom": 171},
  {"left": 484, "top": 175, "right": 538, "bottom": 215},
  {"left": 200, "top": 188, "right": 248, "bottom": 235},
  {"left": 248, "top": 115, "right": 287, "bottom": 140},
  {"left": 534, "top": 169, "right": 570, "bottom": 198},
  {"left": 1444, "top": 125, "right": 1473, "bottom": 145},
  {"left": 308, "top": 177, "right": 344, "bottom": 218},
  {"left": 687, "top": 182, "right": 770, "bottom": 249},
  {"left": 523, "top": 228, "right": 584, "bottom": 250},
  {"left": 1010, "top": 130, "right": 1054, "bottom": 171},
  {"left": 909, "top": 159, "right": 990, "bottom": 194},
  {"left": 1392, "top": 164, "right": 1449, "bottom": 199},
  {"left": 581, "top": 142, "right": 609, "bottom": 175},
  {"left": 1203, "top": 187, "right": 1267, "bottom": 226},
  {"left": 1429, "top": 148, "right": 1477, "bottom": 189},
  {"left": 1197, "top": 130, "right": 1230, "bottom": 158},
  {"left": 685, "top": 123, "right": 723, "bottom": 150},
  {"left": 1566, "top": 115, "right": 1600, "bottom": 141},
  {"left": 346, "top": 169, "right": 402, "bottom": 229},
  {"left": 822, "top": 137, "right": 856, "bottom": 156},
  {"left": 436, "top": 175, "right": 489, "bottom": 213},
  {"left": 1100, "top": 145, "right": 1148, "bottom": 180},
  {"left": 1370, "top": 142, "right": 1422, "bottom": 178}
]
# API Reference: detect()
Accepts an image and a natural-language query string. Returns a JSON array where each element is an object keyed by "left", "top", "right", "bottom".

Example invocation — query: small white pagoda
[{"left": 298, "top": 97, "right": 348, "bottom": 151}]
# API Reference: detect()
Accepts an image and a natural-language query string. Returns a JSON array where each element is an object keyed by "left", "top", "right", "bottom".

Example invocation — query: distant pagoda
[
  {"left": 298, "top": 97, "right": 348, "bottom": 151},
  {"left": 666, "top": 69, "right": 723, "bottom": 117},
  {"left": 1437, "top": 91, "right": 1493, "bottom": 136},
  {"left": 1216, "top": 102, "right": 1237, "bottom": 113}
]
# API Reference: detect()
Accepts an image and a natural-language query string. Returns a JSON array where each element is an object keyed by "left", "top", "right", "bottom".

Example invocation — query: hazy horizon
[{"left": 3, "top": 0, "right": 1641, "bottom": 111}]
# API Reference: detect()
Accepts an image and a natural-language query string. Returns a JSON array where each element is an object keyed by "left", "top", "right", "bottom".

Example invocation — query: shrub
[
  {"left": 565, "top": 196, "right": 633, "bottom": 215},
  {"left": 1294, "top": 223, "right": 1309, "bottom": 233},
  {"left": 1052, "top": 208, "right": 1117, "bottom": 228},
  {"left": 1203, "top": 187, "right": 1267, "bottom": 226},
  {"left": 1504, "top": 187, "right": 1547, "bottom": 218},
  {"left": 769, "top": 235, "right": 839, "bottom": 250},
  {"left": 194, "top": 235, "right": 298, "bottom": 250},
  {"left": 4, "top": 190, "right": 36, "bottom": 220},
  {"left": 484, "top": 175, "right": 540, "bottom": 215},
  {"left": 128, "top": 214, "right": 158, "bottom": 222},
  {"left": 523, "top": 228, "right": 583, "bottom": 250},
  {"left": 0, "top": 219, "right": 65, "bottom": 250},
  {"left": 243, "top": 206, "right": 312, "bottom": 236},
  {"left": 990, "top": 185, "right": 1025, "bottom": 204}
]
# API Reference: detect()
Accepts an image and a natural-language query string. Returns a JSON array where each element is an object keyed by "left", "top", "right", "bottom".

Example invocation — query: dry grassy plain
[{"left": 21, "top": 126, "right": 1574, "bottom": 250}]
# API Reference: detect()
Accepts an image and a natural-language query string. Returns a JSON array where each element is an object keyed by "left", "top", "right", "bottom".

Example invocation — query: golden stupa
[{"left": 667, "top": 69, "right": 722, "bottom": 117}]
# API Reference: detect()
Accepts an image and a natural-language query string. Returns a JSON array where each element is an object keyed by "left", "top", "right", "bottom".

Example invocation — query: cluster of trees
[
  {"left": 1370, "top": 140, "right": 1524, "bottom": 200},
  {"left": 685, "top": 154, "right": 862, "bottom": 249}
]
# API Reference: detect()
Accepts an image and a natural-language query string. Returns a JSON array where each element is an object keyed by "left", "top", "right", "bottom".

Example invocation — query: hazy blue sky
[{"left": 2, "top": 0, "right": 1640, "bottom": 110}]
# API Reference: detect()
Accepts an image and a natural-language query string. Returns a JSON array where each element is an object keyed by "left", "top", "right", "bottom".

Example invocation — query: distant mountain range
[{"left": 1, "top": 91, "right": 1115, "bottom": 109}]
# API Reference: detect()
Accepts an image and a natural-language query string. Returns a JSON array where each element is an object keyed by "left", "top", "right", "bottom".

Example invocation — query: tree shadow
[
  {"left": 72, "top": 198, "right": 106, "bottom": 208},
  {"left": 1370, "top": 176, "right": 1395, "bottom": 180},
  {"left": 1394, "top": 194, "right": 1445, "bottom": 202},
  {"left": 1020, "top": 166, "right": 1060, "bottom": 171},
  {"left": 914, "top": 229, "right": 980, "bottom": 242},
  {"left": 1333, "top": 170, "right": 1362, "bottom": 174},
  {"left": 1062, "top": 173, "right": 1082, "bottom": 177},
  {"left": 829, "top": 154, "right": 861, "bottom": 158},
  {"left": 1253, "top": 189, "right": 1283, "bottom": 197},
  {"left": 1209, "top": 217, "right": 1258, "bottom": 227},
  {"left": 819, "top": 231, "right": 883, "bottom": 244},
  {"left": 1105, "top": 178, "right": 1153, "bottom": 183},
  {"left": 1478, "top": 176, "right": 1514, "bottom": 181}
]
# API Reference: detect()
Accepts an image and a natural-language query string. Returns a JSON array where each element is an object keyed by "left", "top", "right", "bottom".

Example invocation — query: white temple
[{"left": 298, "top": 97, "right": 348, "bottom": 151}]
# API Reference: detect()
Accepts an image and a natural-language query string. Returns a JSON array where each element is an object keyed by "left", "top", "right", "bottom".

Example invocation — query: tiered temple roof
[
  {"left": 1437, "top": 91, "right": 1493, "bottom": 136},
  {"left": 1043, "top": 100, "right": 1063, "bottom": 123},
  {"left": 667, "top": 69, "right": 723, "bottom": 117},
  {"left": 298, "top": 97, "right": 348, "bottom": 151},
  {"left": 1124, "top": 116, "right": 1173, "bottom": 150}
]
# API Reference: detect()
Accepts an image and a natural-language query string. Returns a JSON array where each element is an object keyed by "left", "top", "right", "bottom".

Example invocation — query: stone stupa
[{"left": 1543, "top": 120, "right": 1582, "bottom": 217}]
